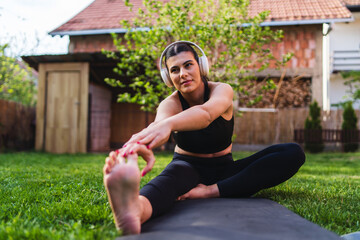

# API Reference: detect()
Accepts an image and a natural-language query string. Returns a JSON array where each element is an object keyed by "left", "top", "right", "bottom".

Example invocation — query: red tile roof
[
  {"left": 249, "top": 0, "right": 352, "bottom": 22},
  {"left": 51, "top": 0, "right": 143, "bottom": 33},
  {"left": 50, "top": 0, "right": 353, "bottom": 35}
]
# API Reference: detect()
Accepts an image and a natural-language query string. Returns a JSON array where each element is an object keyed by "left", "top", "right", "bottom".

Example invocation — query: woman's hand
[
  {"left": 117, "top": 143, "right": 156, "bottom": 177},
  {"left": 124, "top": 120, "right": 172, "bottom": 150}
]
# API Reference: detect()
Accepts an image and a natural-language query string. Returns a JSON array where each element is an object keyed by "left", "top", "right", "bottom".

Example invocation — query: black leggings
[{"left": 140, "top": 143, "right": 305, "bottom": 218}]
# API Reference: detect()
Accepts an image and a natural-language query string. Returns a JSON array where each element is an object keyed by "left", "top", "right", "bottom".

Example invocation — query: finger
[
  {"left": 142, "top": 133, "right": 169, "bottom": 150},
  {"left": 125, "top": 129, "right": 148, "bottom": 146},
  {"left": 126, "top": 142, "right": 148, "bottom": 156},
  {"left": 136, "top": 133, "right": 155, "bottom": 146},
  {"left": 141, "top": 154, "right": 156, "bottom": 177},
  {"left": 147, "top": 136, "right": 166, "bottom": 150},
  {"left": 118, "top": 144, "right": 133, "bottom": 158},
  {"left": 147, "top": 136, "right": 160, "bottom": 150}
]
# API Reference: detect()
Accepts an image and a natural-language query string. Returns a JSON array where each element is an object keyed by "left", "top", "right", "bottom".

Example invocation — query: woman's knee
[{"left": 285, "top": 143, "right": 306, "bottom": 167}]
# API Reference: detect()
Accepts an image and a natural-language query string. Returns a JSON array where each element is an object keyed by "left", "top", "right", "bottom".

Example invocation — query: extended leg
[{"left": 103, "top": 152, "right": 152, "bottom": 235}]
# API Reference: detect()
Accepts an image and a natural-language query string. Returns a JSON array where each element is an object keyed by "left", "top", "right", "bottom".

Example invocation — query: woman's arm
[
  {"left": 122, "top": 92, "right": 182, "bottom": 148},
  {"left": 166, "top": 82, "right": 233, "bottom": 131},
  {"left": 125, "top": 82, "right": 233, "bottom": 149}
]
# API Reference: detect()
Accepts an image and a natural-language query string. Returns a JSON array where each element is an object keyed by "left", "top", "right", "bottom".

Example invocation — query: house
[
  {"left": 328, "top": 1, "right": 360, "bottom": 109},
  {"left": 22, "top": 0, "right": 356, "bottom": 153}
]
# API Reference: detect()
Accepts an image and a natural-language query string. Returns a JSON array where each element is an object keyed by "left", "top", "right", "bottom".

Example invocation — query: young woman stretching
[{"left": 103, "top": 41, "right": 305, "bottom": 235}]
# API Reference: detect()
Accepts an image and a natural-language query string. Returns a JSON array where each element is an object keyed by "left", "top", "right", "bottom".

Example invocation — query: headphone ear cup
[
  {"left": 199, "top": 56, "right": 209, "bottom": 76},
  {"left": 161, "top": 68, "right": 173, "bottom": 87}
]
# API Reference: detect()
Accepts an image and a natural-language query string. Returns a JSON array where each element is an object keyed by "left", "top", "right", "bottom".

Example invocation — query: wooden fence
[
  {"left": 233, "top": 108, "right": 360, "bottom": 145},
  {"left": 294, "top": 129, "right": 360, "bottom": 143},
  {"left": 0, "top": 99, "right": 35, "bottom": 151},
  {"left": 3, "top": 100, "right": 357, "bottom": 151}
]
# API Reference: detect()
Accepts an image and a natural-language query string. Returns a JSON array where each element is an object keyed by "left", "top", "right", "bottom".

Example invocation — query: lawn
[{"left": 0, "top": 150, "right": 359, "bottom": 239}]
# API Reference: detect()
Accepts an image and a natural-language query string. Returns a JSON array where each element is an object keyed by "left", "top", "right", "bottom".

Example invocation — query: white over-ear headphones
[{"left": 159, "top": 41, "right": 209, "bottom": 87}]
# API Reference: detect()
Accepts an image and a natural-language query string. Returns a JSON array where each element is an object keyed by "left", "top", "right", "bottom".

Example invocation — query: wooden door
[
  {"left": 36, "top": 63, "right": 89, "bottom": 153},
  {"left": 45, "top": 72, "right": 80, "bottom": 153}
]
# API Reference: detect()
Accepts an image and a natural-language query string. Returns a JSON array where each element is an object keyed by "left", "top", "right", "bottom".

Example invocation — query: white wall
[
  {"left": 328, "top": 12, "right": 360, "bottom": 109},
  {"left": 330, "top": 12, "right": 360, "bottom": 52}
]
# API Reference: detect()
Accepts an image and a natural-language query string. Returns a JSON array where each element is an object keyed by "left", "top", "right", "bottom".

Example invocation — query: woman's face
[{"left": 166, "top": 51, "right": 202, "bottom": 93}]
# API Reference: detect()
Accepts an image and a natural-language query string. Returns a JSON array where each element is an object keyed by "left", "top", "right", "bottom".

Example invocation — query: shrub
[
  {"left": 0, "top": 44, "right": 37, "bottom": 106},
  {"left": 304, "top": 101, "right": 324, "bottom": 153},
  {"left": 341, "top": 101, "right": 358, "bottom": 152}
]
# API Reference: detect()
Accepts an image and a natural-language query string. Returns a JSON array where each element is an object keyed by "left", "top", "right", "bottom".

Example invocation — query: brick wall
[
  {"left": 259, "top": 25, "right": 323, "bottom": 106},
  {"left": 269, "top": 25, "right": 320, "bottom": 70}
]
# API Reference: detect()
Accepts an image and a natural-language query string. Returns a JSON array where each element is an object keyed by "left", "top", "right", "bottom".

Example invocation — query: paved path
[{"left": 117, "top": 198, "right": 341, "bottom": 240}]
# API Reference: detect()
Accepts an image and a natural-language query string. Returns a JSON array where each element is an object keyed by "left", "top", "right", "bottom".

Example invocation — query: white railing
[{"left": 332, "top": 50, "right": 360, "bottom": 72}]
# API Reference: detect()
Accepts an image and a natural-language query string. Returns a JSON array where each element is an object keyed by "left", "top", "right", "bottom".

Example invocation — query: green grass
[{"left": 0, "top": 151, "right": 359, "bottom": 239}]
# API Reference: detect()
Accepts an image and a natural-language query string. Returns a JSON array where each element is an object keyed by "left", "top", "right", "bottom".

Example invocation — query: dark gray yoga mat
[{"left": 117, "top": 198, "right": 341, "bottom": 240}]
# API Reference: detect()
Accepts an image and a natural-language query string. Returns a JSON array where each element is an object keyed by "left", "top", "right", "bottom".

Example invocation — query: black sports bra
[{"left": 173, "top": 81, "right": 234, "bottom": 154}]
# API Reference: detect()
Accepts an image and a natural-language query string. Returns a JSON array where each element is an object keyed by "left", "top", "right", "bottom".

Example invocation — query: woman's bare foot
[
  {"left": 103, "top": 151, "right": 141, "bottom": 235},
  {"left": 177, "top": 183, "right": 220, "bottom": 200}
]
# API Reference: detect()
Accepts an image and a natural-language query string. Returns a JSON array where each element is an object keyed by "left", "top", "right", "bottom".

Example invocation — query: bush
[
  {"left": 341, "top": 101, "right": 358, "bottom": 152},
  {"left": 0, "top": 44, "right": 37, "bottom": 106},
  {"left": 304, "top": 101, "right": 324, "bottom": 153}
]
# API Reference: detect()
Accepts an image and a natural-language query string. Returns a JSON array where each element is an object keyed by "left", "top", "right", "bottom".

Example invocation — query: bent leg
[
  {"left": 218, "top": 143, "right": 305, "bottom": 197},
  {"left": 140, "top": 160, "right": 200, "bottom": 218}
]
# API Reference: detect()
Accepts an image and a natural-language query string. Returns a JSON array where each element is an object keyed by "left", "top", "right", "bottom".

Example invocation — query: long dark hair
[{"left": 164, "top": 42, "right": 209, "bottom": 82}]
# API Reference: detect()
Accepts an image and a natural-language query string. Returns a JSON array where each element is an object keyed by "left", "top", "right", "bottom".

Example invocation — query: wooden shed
[{"left": 23, "top": 52, "right": 155, "bottom": 153}]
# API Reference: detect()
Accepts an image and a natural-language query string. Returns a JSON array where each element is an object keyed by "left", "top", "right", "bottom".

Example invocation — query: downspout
[{"left": 322, "top": 23, "right": 332, "bottom": 112}]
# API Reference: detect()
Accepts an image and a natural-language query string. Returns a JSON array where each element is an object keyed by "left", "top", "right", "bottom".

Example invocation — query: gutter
[
  {"left": 258, "top": 17, "right": 354, "bottom": 26},
  {"left": 49, "top": 27, "right": 150, "bottom": 37},
  {"left": 50, "top": 17, "right": 354, "bottom": 37}
]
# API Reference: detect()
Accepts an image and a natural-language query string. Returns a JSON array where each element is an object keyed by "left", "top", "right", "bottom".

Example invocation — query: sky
[{"left": 0, "top": 0, "right": 94, "bottom": 57}]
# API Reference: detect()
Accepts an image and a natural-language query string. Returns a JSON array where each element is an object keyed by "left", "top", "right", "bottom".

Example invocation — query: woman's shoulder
[
  {"left": 208, "top": 81, "right": 232, "bottom": 89},
  {"left": 207, "top": 81, "right": 233, "bottom": 95},
  {"left": 158, "top": 91, "right": 182, "bottom": 113},
  {"left": 162, "top": 91, "right": 180, "bottom": 104}
]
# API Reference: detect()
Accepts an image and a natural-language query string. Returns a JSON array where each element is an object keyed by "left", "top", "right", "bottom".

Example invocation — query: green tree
[
  {"left": 304, "top": 100, "right": 324, "bottom": 153},
  {"left": 341, "top": 71, "right": 360, "bottom": 103},
  {"left": 0, "top": 44, "right": 37, "bottom": 106},
  {"left": 104, "top": 0, "right": 292, "bottom": 112},
  {"left": 341, "top": 101, "right": 358, "bottom": 152}
]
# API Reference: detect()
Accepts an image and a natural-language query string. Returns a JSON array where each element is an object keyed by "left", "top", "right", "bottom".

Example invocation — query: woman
[{"left": 103, "top": 41, "right": 305, "bottom": 235}]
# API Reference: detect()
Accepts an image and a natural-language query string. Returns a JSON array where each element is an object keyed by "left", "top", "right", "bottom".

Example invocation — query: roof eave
[
  {"left": 50, "top": 17, "right": 354, "bottom": 37},
  {"left": 49, "top": 27, "right": 150, "bottom": 37},
  {"left": 259, "top": 17, "right": 354, "bottom": 26}
]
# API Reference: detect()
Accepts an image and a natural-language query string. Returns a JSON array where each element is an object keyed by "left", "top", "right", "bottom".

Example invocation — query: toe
[
  {"left": 106, "top": 157, "right": 114, "bottom": 167},
  {"left": 127, "top": 153, "right": 139, "bottom": 166}
]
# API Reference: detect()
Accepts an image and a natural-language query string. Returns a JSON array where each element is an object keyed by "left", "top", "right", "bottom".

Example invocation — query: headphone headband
[{"left": 159, "top": 41, "right": 209, "bottom": 87}]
